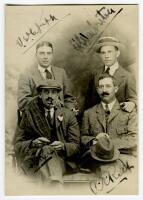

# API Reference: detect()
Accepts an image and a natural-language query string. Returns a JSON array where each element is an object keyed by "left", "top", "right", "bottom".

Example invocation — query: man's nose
[
  {"left": 103, "top": 86, "right": 107, "bottom": 92},
  {"left": 47, "top": 92, "right": 53, "bottom": 97},
  {"left": 43, "top": 53, "right": 48, "bottom": 58},
  {"left": 105, "top": 52, "right": 109, "bottom": 58}
]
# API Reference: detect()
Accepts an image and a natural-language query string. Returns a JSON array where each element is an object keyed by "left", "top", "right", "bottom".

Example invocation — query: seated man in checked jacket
[{"left": 13, "top": 79, "right": 80, "bottom": 184}]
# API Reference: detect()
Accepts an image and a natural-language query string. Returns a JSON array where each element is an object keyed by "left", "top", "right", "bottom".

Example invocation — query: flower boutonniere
[{"left": 57, "top": 115, "right": 63, "bottom": 122}]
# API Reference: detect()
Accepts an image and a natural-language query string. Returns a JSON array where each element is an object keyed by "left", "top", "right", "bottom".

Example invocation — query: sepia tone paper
[{"left": 5, "top": 4, "right": 138, "bottom": 195}]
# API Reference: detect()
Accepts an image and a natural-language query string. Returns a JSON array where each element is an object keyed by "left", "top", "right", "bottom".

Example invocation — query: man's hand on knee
[
  {"left": 50, "top": 141, "right": 65, "bottom": 152},
  {"left": 32, "top": 137, "right": 50, "bottom": 148}
]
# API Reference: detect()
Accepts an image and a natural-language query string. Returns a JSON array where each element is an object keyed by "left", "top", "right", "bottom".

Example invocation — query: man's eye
[{"left": 101, "top": 52, "right": 105, "bottom": 55}]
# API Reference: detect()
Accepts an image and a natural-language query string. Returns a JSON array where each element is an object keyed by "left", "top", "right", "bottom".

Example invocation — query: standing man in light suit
[
  {"left": 18, "top": 41, "right": 76, "bottom": 112},
  {"left": 85, "top": 36, "right": 137, "bottom": 113}
]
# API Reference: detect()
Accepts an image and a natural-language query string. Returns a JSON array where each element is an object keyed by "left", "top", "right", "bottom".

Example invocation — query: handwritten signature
[
  {"left": 16, "top": 14, "right": 58, "bottom": 48},
  {"left": 90, "top": 159, "right": 134, "bottom": 194},
  {"left": 16, "top": 12, "right": 71, "bottom": 54},
  {"left": 69, "top": 6, "right": 123, "bottom": 53}
]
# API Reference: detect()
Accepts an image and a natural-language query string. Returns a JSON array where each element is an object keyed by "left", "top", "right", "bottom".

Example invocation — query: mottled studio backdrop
[{"left": 5, "top": 5, "right": 138, "bottom": 152}]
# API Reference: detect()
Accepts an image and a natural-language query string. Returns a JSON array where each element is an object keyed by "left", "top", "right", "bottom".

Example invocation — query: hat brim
[
  {"left": 90, "top": 148, "right": 120, "bottom": 162},
  {"left": 37, "top": 85, "right": 62, "bottom": 92},
  {"left": 95, "top": 42, "right": 124, "bottom": 53}
]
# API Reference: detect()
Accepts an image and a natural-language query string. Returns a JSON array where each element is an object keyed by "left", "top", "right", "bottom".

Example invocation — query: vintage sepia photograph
[{"left": 5, "top": 3, "right": 138, "bottom": 195}]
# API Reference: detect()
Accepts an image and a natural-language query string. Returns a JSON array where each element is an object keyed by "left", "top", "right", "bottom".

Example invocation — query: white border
[{"left": 1, "top": 0, "right": 143, "bottom": 200}]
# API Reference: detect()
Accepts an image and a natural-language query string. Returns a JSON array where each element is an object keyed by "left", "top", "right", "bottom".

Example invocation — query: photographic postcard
[{"left": 4, "top": 2, "right": 139, "bottom": 196}]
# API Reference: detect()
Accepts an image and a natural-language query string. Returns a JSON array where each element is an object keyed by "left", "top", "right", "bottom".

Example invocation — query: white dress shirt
[
  {"left": 44, "top": 107, "right": 54, "bottom": 119},
  {"left": 101, "top": 99, "right": 117, "bottom": 112},
  {"left": 38, "top": 64, "right": 52, "bottom": 80},
  {"left": 104, "top": 62, "right": 119, "bottom": 76}
]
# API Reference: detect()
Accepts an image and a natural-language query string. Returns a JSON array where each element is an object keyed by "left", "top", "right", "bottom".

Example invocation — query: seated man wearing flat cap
[
  {"left": 81, "top": 74, "right": 137, "bottom": 169},
  {"left": 85, "top": 36, "right": 137, "bottom": 113},
  {"left": 13, "top": 79, "right": 80, "bottom": 184}
]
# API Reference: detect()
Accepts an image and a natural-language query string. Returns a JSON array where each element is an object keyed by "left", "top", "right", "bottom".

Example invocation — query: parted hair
[
  {"left": 97, "top": 73, "right": 118, "bottom": 86},
  {"left": 36, "top": 41, "right": 53, "bottom": 52}
]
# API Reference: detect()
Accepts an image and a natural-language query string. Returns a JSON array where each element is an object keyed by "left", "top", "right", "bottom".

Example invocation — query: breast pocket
[{"left": 116, "top": 120, "right": 128, "bottom": 135}]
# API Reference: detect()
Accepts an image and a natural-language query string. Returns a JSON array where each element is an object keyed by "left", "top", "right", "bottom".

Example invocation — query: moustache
[
  {"left": 101, "top": 92, "right": 109, "bottom": 96},
  {"left": 46, "top": 97, "right": 54, "bottom": 104}
]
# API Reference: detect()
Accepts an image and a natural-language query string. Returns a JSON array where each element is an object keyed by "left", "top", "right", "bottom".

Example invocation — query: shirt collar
[
  {"left": 44, "top": 107, "right": 54, "bottom": 117},
  {"left": 38, "top": 64, "right": 52, "bottom": 73},
  {"left": 105, "top": 62, "right": 119, "bottom": 75},
  {"left": 101, "top": 99, "right": 116, "bottom": 112}
]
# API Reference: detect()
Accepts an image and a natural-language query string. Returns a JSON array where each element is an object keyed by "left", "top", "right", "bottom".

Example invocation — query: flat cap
[{"left": 37, "top": 79, "right": 62, "bottom": 92}]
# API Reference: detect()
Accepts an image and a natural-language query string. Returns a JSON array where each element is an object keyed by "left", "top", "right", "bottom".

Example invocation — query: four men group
[{"left": 14, "top": 37, "right": 137, "bottom": 183}]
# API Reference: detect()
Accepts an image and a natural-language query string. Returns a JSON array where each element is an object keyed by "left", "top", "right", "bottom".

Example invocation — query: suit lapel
[
  {"left": 96, "top": 104, "right": 106, "bottom": 131},
  {"left": 113, "top": 65, "right": 126, "bottom": 85},
  {"left": 108, "top": 101, "right": 121, "bottom": 123},
  {"left": 31, "top": 64, "right": 44, "bottom": 86},
  {"left": 51, "top": 66, "right": 59, "bottom": 81},
  {"left": 55, "top": 108, "right": 66, "bottom": 142}
]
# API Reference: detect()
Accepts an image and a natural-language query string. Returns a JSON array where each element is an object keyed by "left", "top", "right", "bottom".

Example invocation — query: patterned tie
[
  {"left": 105, "top": 67, "right": 110, "bottom": 74},
  {"left": 46, "top": 110, "right": 54, "bottom": 126},
  {"left": 105, "top": 104, "right": 110, "bottom": 133},
  {"left": 45, "top": 68, "right": 52, "bottom": 79}
]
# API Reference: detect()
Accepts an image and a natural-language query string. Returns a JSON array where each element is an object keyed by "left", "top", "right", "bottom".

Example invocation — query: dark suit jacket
[
  {"left": 18, "top": 64, "right": 74, "bottom": 111},
  {"left": 81, "top": 101, "right": 137, "bottom": 150},
  {"left": 14, "top": 97, "right": 80, "bottom": 172},
  {"left": 85, "top": 65, "right": 137, "bottom": 109}
]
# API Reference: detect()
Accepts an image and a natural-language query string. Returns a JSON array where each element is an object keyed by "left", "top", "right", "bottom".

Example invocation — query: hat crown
[
  {"left": 91, "top": 136, "right": 114, "bottom": 160},
  {"left": 97, "top": 36, "right": 120, "bottom": 44},
  {"left": 37, "top": 79, "right": 62, "bottom": 92},
  {"left": 95, "top": 36, "right": 123, "bottom": 53}
]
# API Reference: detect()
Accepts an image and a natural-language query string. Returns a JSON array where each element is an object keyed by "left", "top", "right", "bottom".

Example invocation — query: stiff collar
[
  {"left": 38, "top": 64, "right": 52, "bottom": 73},
  {"left": 105, "top": 62, "right": 119, "bottom": 76},
  {"left": 44, "top": 107, "right": 54, "bottom": 118},
  {"left": 101, "top": 99, "right": 117, "bottom": 112}
]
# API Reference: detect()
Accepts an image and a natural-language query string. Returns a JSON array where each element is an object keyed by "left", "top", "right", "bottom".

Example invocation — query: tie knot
[
  {"left": 105, "top": 104, "right": 110, "bottom": 114},
  {"left": 105, "top": 67, "right": 110, "bottom": 74}
]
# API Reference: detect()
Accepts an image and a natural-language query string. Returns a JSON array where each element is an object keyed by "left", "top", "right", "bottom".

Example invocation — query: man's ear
[
  {"left": 115, "top": 86, "right": 118, "bottom": 93},
  {"left": 116, "top": 50, "right": 120, "bottom": 58}
]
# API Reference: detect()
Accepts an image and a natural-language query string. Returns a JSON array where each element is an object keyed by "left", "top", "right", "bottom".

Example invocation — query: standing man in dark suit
[
  {"left": 18, "top": 41, "right": 76, "bottom": 112},
  {"left": 14, "top": 79, "right": 80, "bottom": 183},
  {"left": 85, "top": 36, "right": 137, "bottom": 113}
]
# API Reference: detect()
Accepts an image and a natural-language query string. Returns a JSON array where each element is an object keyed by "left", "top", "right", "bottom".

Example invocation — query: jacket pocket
[{"left": 116, "top": 126, "right": 127, "bottom": 135}]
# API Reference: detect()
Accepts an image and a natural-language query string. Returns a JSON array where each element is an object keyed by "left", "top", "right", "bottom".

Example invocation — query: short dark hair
[
  {"left": 97, "top": 73, "right": 117, "bottom": 86},
  {"left": 99, "top": 46, "right": 118, "bottom": 53},
  {"left": 36, "top": 41, "right": 53, "bottom": 52}
]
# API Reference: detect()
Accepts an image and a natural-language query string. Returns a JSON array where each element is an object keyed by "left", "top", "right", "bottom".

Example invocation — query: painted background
[{"left": 5, "top": 4, "right": 138, "bottom": 151}]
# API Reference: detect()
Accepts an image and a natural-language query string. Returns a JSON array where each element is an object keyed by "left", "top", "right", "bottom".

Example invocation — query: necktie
[
  {"left": 46, "top": 110, "right": 54, "bottom": 126},
  {"left": 105, "top": 67, "right": 110, "bottom": 74},
  {"left": 45, "top": 69, "right": 52, "bottom": 79},
  {"left": 105, "top": 104, "right": 110, "bottom": 133},
  {"left": 105, "top": 104, "right": 110, "bottom": 115}
]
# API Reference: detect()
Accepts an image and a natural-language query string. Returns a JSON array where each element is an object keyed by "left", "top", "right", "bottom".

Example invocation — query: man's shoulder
[
  {"left": 58, "top": 107, "right": 73, "bottom": 116},
  {"left": 84, "top": 104, "right": 99, "bottom": 115},
  {"left": 24, "top": 96, "right": 39, "bottom": 112},
  {"left": 52, "top": 65, "right": 65, "bottom": 73},
  {"left": 20, "top": 63, "right": 38, "bottom": 76},
  {"left": 92, "top": 65, "right": 104, "bottom": 75},
  {"left": 118, "top": 65, "right": 133, "bottom": 76}
]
